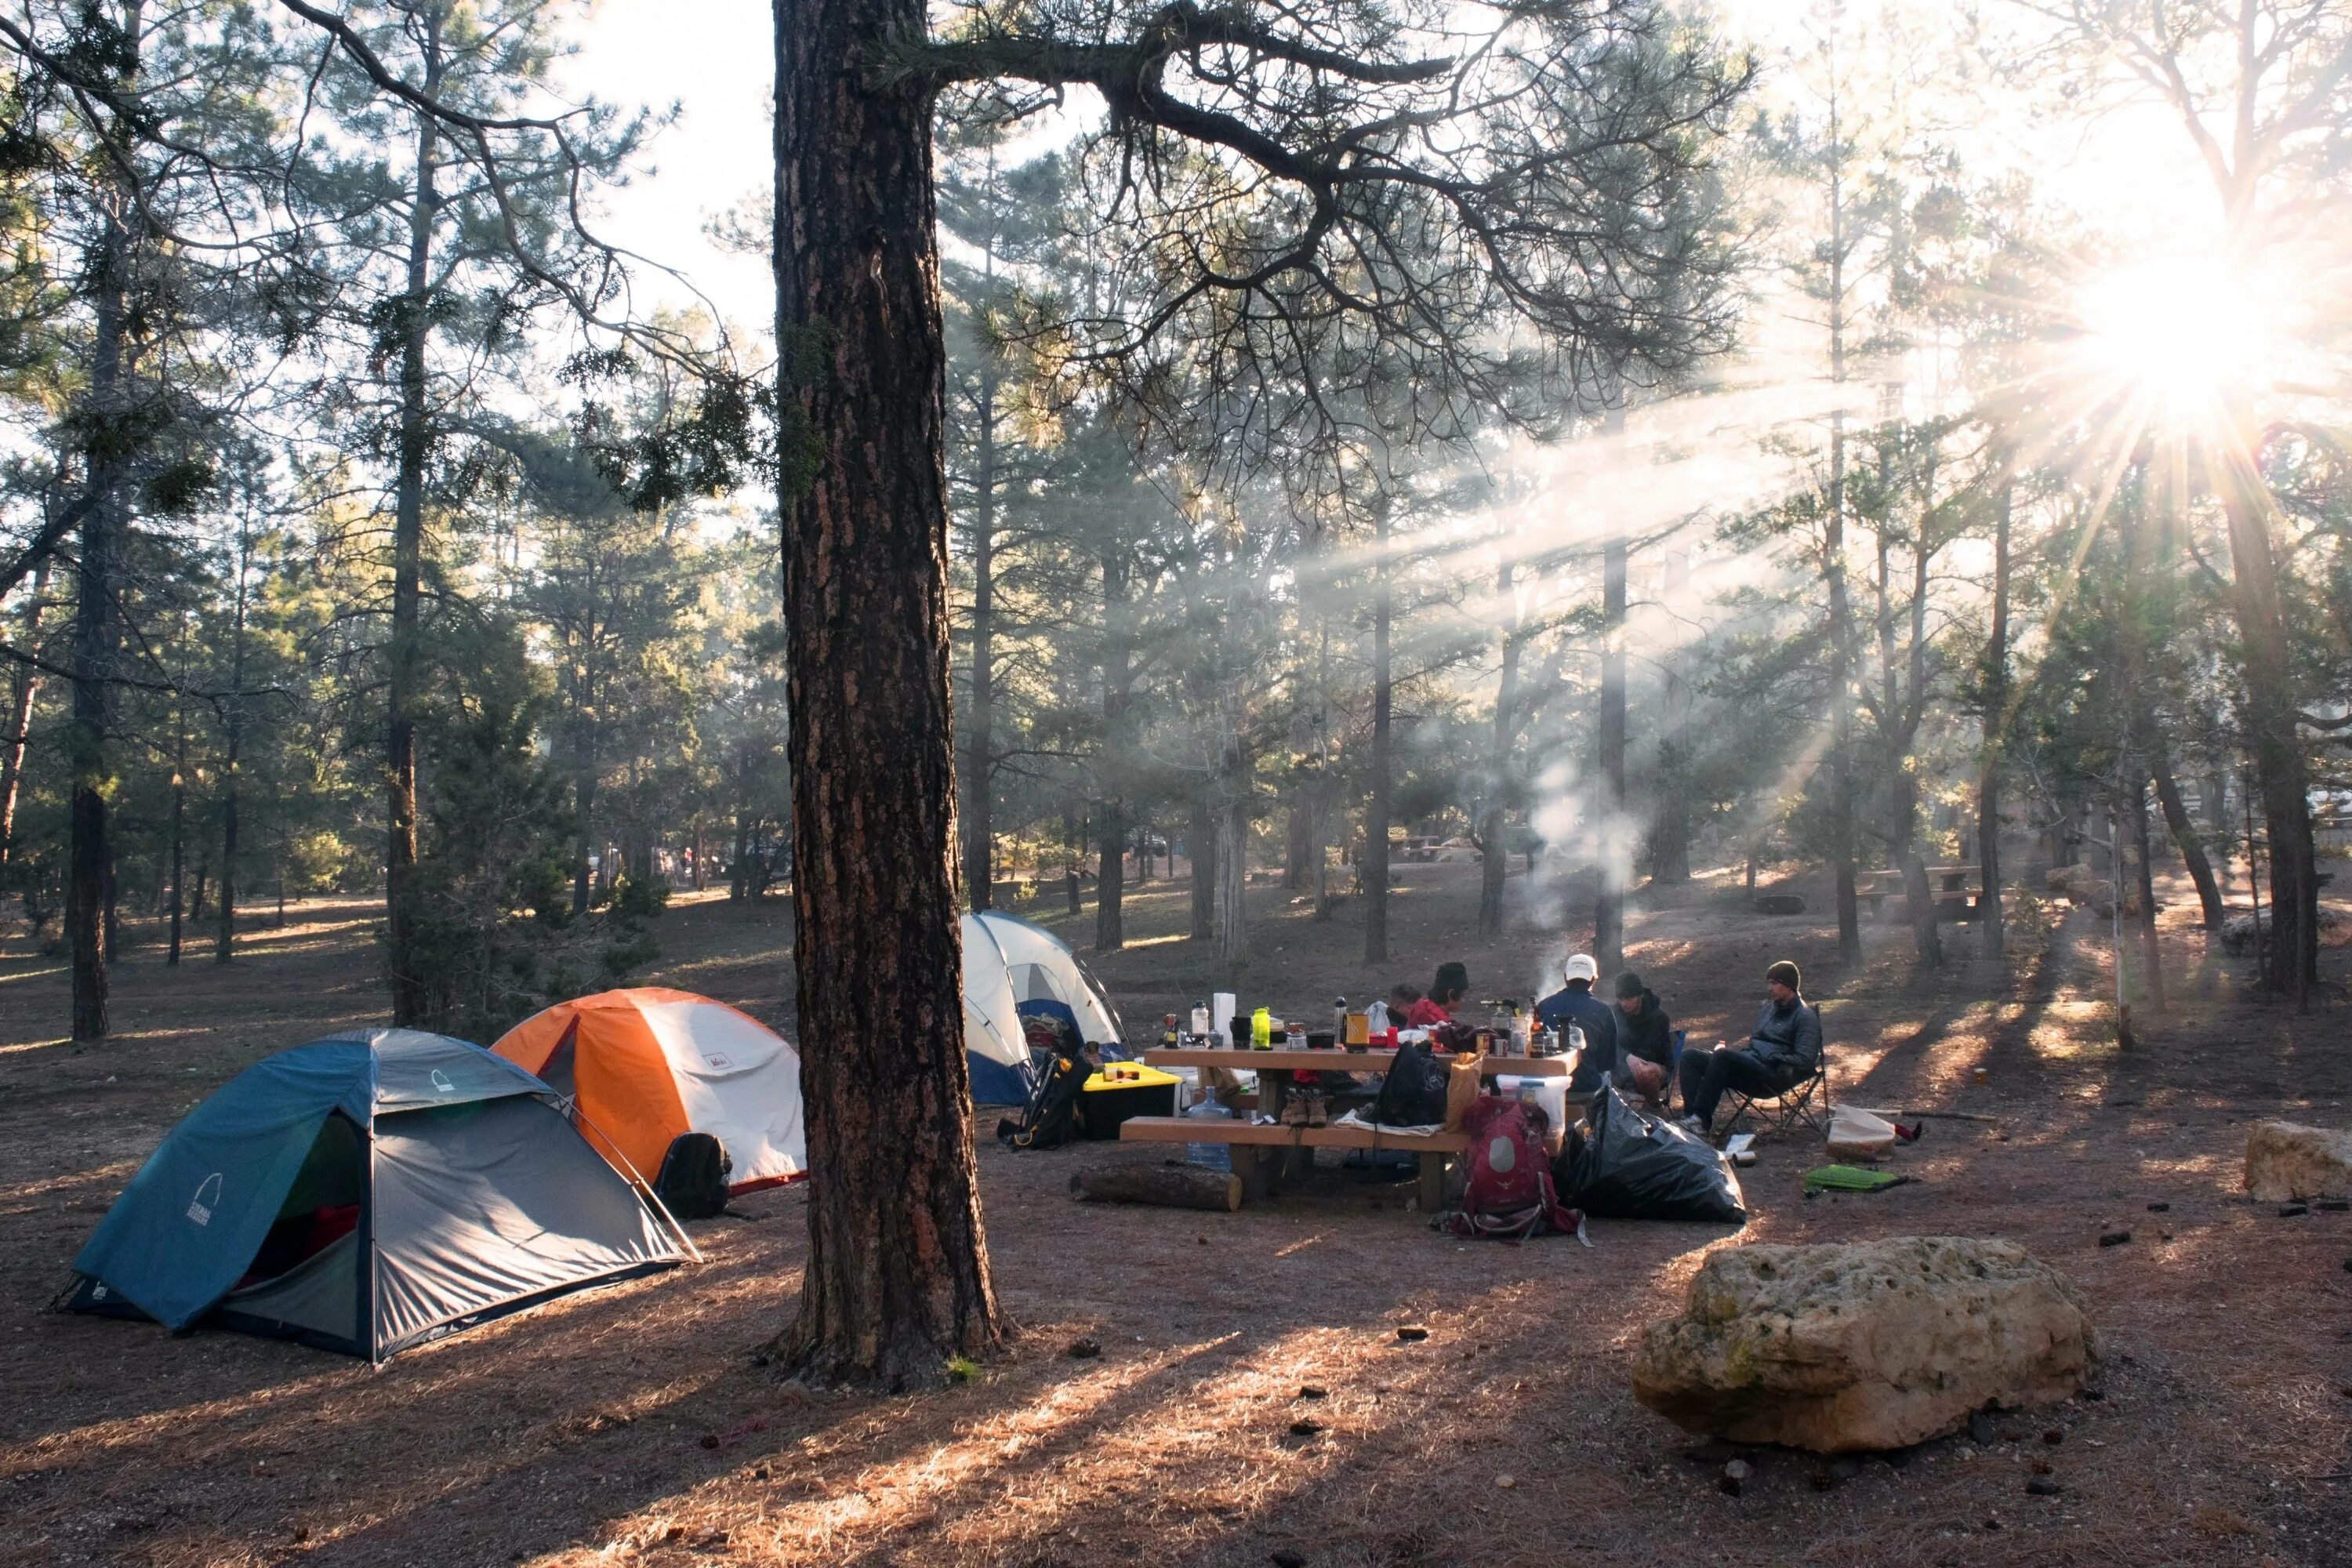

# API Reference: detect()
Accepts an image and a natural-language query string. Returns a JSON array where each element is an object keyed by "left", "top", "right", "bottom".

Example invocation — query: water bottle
[
  {"left": 1367, "top": 999, "right": 1390, "bottom": 1035},
  {"left": 1190, "top": 1000, "right": 1211, "bottom": 1040},
  {"left": 1185, "top": 1098, "right": 1232, "bottom": 1171},
  {"left": 1251, "top": 1007, "right": 1273, "bottom": 1049}
]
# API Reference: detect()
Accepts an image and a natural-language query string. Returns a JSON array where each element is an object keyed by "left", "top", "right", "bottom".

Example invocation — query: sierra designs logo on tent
[
  {"left": 430, "top": 1069, "right": 456, "bottom": 1094},
  {"left": 704, "top": 1053, "right": 731, "bottom": 1070},
  {"left": 187, "top": 1172, "right": 223, "bottom": 1226}
]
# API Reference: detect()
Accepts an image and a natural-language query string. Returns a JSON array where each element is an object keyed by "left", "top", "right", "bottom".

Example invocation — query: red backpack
[{"left": 1444, "top": 1096, "right": 1586, "bottom": 1243}]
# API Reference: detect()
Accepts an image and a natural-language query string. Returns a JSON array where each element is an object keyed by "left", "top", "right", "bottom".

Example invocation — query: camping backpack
[
  {"left": 1442, "top": 1096, "right": 1584, "bottom": 1243},
  {"left": 655, "top": 1131, "right": 732, "bottom": 1220},
  {"left": 1370, "top": 1040, "right": 1450, "bottom": 1127},
  {"left": 996, "top": 1049, "right": 1092, "bottom": 1151}
]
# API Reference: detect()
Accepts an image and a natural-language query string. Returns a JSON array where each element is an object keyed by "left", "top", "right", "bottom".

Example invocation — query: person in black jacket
[
  {"left": 1678, "top": 960, "right": 1824, "bottom": 1134},
  {"left": 1535, "top": 953, "right": 1617, "bottom": 1092},
  {"left": 1610, "top": 971, "right": 1674, "bottom": 1104}
]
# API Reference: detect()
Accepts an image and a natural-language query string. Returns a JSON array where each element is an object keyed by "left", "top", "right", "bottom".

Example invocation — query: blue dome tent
[{"left": 66, "top": 1029, "right": 691, "bottom": 1361}]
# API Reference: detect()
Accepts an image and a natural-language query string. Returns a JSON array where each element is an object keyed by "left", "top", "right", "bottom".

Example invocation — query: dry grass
[{"left": 2, "top": 866, "right": 2350, "bottom": 1566}]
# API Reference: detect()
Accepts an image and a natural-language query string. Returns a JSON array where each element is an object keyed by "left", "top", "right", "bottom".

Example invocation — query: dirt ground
[{"left": 3, "top": 858, "right": 2350, "bottom": 1567}]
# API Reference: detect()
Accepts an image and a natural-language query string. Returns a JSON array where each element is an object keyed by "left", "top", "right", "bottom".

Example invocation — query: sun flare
[{"left": 2071, "top": 253, "right": 2275, "bottom": 430}]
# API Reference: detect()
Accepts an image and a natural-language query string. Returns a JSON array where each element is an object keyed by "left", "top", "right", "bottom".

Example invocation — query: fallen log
[{"left": 1071, "top": 1162, "right": 1243, "bottom": 1212}]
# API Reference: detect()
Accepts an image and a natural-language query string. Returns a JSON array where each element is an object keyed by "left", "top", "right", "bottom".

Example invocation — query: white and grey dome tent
[{"left": 960, "top": 909, "right": 1125, "bottom": 1103}]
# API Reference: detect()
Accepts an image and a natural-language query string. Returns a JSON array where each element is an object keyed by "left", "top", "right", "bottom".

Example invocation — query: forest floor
[{"left": 2, "top": 858, "right": 2350, "bottom": 1566}]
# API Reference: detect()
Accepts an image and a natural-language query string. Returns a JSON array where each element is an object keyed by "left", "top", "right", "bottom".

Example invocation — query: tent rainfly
[
  {"left": 66, "top": 1029, "right": 691, "bottom": 1361},
  {"left": 960, "top": 909, "right": 1126, "bottom": 1104},
  {"left": 492, "top": 989, "right": 806, "bottom": 1194}
]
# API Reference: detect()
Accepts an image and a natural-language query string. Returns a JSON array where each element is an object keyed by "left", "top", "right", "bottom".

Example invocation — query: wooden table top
[{"left": 1142, "top": 1046, "right": 1573, "bottom": 1078}]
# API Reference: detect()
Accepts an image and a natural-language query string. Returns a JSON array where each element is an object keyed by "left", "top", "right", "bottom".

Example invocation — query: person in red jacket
[{"left": 1406, "top": 962, "right": 1468, "bottom": 1028}]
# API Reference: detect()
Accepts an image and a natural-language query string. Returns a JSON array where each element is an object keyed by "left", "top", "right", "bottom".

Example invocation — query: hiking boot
[
  {"left": 1279, "top": 1093, "right": 1308, "bottom": 1127},
  {"left": 1305, "top": 1091, "right": 1329, "bottom": 1127}
]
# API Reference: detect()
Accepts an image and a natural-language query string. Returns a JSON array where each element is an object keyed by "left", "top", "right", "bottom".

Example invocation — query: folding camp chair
[{"left": 1716, "top": 1054, "right": 1829, "bottom": 1140}]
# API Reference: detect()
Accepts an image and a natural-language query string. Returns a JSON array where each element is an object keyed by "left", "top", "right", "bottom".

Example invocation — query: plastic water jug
[{"left": 1184, "top": 1099, "right": 1232, "bottom": 1171}]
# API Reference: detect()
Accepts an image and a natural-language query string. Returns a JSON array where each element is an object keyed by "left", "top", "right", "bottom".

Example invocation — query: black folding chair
[{"left": 1716, "top": 1055, "right": 1830, "bottom": 1140}]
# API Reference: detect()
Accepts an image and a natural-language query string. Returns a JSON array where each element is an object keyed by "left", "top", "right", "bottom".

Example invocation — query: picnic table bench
[
  {"left": 1129, "top": 1046, "right": 1572, "bottom": 1208},
  {"left": 1859, "top": 864, "right": 1984, "bottom": 918}
]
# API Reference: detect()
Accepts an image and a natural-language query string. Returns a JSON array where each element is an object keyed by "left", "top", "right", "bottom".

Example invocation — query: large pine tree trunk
[
  {"left": 1094, "top": 550, "right": 1129, "bottom": 950},
  {"left": 2127, "top": 773, "right": 2165, "bottom": 1011},
  {"left": 1977, "top": 481, "right": 2009, "bottom": 960},
  {"left": 2218, "top": 455, "right": 2317, "bottom": 1002},
  {"left": 1188, "top": 794, "right": 1216, "bottom": 942},
  {"left": 961, "top": 369, "right": 996, "bottom": 910},
  {"left": 1896, "top": 539, "right": 1940, "bottom": 965},
  {"left": 0, "top": 557, "right": 47, "bottom": 865},
  {"left": 1363, "top": 499, "right": 1392, "bottom": 965},
  {"left": 1595, "top": 531, "right": 1627, "bottom": 976},
  {"left": 384, "top": 32, "right": 444, "bottom": 1025},
  {"left": 771, "top": 0, "right": 1001, "bottom": 1385},
  {"left": 215, "top": 553, "right": 248, "bottom": 964},
  {"left": 2151, "top": 740, "right": 2223, "bottom": 930},
  {"left": 1478, "top": 557, "right": 1519, "bottom": 936},
  {"left": 68, "top": 210, "right": 132, "bottom": 1041}
]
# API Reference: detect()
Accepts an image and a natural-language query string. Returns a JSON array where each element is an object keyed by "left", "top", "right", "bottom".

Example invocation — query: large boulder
[
  {"left": 1632, "top": 1236, "right": 2097, "bottom": 1453},
  {"left": 2245, "top": 1121, "right": 2352, "bottom": 1202}
]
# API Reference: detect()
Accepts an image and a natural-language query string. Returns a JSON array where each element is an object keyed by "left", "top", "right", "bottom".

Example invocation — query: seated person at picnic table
[
  {"left": 1405, "top": 963, "right": 1468, "bottom": 1028},
  {"left": 1535, "top": 952, "right": 1617, "bottom": 1091},
  {"left": 1610, "top": 970, "right": 1675, "bottom": 1105},
  {"left": 1678, "top": 960, "right": 1823, "bottom": 1135}
]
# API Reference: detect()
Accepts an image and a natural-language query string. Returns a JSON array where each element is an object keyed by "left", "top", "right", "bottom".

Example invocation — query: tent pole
[{"left": 564, "top": 1099, "right": 705, "bottom": 1264}]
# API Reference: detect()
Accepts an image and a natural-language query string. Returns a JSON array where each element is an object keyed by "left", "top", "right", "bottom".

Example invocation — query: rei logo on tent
[
  {"left": 430, "top": 1069, "right": 456, "bottom": 1094},
  {"left": 186, "top": 1173, "right": 223, "bottom": 1226}
]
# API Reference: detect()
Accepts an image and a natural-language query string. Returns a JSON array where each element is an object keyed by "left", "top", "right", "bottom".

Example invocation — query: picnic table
[{"left": 1126, "top": 1046, "right": 1574, "bottom": 1208}]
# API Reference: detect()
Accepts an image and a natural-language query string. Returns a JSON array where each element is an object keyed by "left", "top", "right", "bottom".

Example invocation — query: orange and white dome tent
[{"left": 492, "top": 989, "right": 806, "bottom": 1195}]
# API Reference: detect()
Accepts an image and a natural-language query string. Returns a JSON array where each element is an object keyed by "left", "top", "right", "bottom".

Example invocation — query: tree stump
[{"left": 1071, "top": 1163, "right": 1243, "bottom": 1211}]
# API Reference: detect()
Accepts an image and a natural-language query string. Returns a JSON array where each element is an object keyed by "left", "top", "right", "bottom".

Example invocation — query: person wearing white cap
[{"left": 1534, "top": 952, "right": 1617, "bottom": 1092}]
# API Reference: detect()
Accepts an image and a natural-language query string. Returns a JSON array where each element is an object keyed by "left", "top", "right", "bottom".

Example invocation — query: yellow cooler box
[{"left": 1080, "top": 1063, "right": 1181, "bottom": 1139}]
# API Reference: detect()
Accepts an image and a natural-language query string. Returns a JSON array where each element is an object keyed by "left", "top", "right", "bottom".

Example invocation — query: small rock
[
  {"left": 1495, "top": 1474, "right": 1516, "bottom": 1490},
  {"left": 2025, "top": 1477, "right": 2063, "bottom": 1497},
  {"left": 1968, "top": 1411, "right": 1998, "bottom": 1446},
  {"left": 2030, "top": 1457, "right": 2053, "bottom": 1475},
  {"left": 292, "top": 1526, "right": 310, "bottom": 1544},
  {"left": 2041, "top": 1428, "right": 2063, "bottom": 1445},
  {"left": 1197, "top": 1236, "right": 1209, "bottom": 1245},
  {"left": 1395, "top": 1325, "right": 1429, "bottom": 1342},
  {"left": 753, "top": 1465, "right": 771, "bottom": 1480},
  {"left": 2098, "top": 1230, "right": 2131, "bottom": 1247},
  {"left": 1067, "top": 1336, "right": 1102, "bottom": 1359},
  {"left": 1298, "top": 1385, "right": 1327, "bottom": 1399},
  {"left": 698, "top": 1434, "right": 720, "bottom": 1450},
  {"left": 2160, "top": 1232, "right": 2174, "bottom": 1241},
  {"left": 2318, "top": 1200, "right": 2350, "bottom": 1212},
  {"left": 2146, "top": 1202, "right": 2170, "bottom": 1212},
  {"left": 2342, "top": 1258, "right": 2352, "bottom": 1273},
  {"left": 2279, "top": 1203, "right": 2310, "bottom": 1218},
  {"left": 1271, "top": 1552, "right": 1307, "bottom": 1568},
  {"left": 1719, "top": 1458, "right": 1751, "bottom": 1496},
  {"left": 1289, "top": 1418, "right": 1326, "bottom": 1437},
  {"left": 2079, "top": 1388, "right": 2105, "bottom": 1402}
]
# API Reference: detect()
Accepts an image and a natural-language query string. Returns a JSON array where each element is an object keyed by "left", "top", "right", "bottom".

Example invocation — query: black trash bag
[
  {"left": 1554, "top": 1078, "right": 1746, "bottom": 1224},
  {"left": 1370, "top": 1040, "right": 1449, "bottom": 1127},
  {"left": 655, "top": 1131, "right": 732, "bottom": 1220}
]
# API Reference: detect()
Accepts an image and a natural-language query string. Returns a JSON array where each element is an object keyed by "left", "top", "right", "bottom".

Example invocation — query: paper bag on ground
[{"left": 1826, "top": 1104, "right": 1898, "bottom": 1162}]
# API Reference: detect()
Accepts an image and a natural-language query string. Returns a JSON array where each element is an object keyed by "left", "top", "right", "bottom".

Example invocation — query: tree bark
[
  {"left": 1214, "top": 722, "right": 1249, "bottom": 971},
  {"left": 2217, "top": 442, "right": 2317, "bottom": 1002},
  {"left": 771, "top": 0, "right": 1001, "bottom": 1385},
  {"left": 1821, "top": 102, "right": 1860, "bottom": 966},
  {"left": 68, "top": 236, "right": 131, "bottom": 1040},
  {"left": 1363, "top": 498, "right": 1393, "bottom": 965},
  {"left": 1477, "top": 555, "right": 1520, "bottom": 936},
  {"left": 1896, "top": 532, "right": 1939, "bottom": 966},
  {"left": 384, "top": 22, "right": 445, "bottom": 1025},
  {"left": 2127, "top": 772, "right": 2165, "bottom": 1012},
  {"left": 2151, "top": 740, "right": 2223, "bottom": 930},
  {"left": 1094, "top": 547, "right": 1130, "bottom": 950},
  {"left": 1188, "top": 794, "right": 1216, "bottom": 942},
  {"left": 216, "top": 522, "right": 250, "bottom": 964},
  {"left": 1595, "top": 526, "right": 1627, "bottom": 977},
  {"left": 1070, "top": 1163, "right": 1242, "bottom": 1211},
  {"left": 960, "top": 361, "right": 996, "bottom": 910},
  {"left": 1977, "top": 480, "right": 2009, "bottom": 960},
  {"left": 0, "top": 557, "right": 48, "bottom": 866}
]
